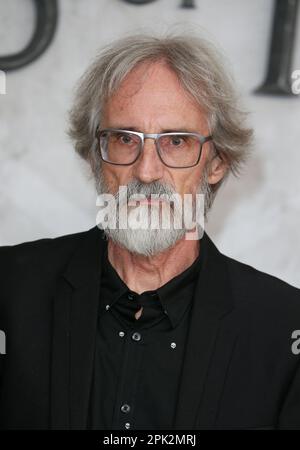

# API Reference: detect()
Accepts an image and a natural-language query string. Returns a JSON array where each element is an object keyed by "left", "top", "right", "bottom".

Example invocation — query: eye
[
  {"left": 118, "top": 133, "right": 133, "bottom": 144},
  {"left": 170, "top": 136, "right": 185, "bottom": 146}
]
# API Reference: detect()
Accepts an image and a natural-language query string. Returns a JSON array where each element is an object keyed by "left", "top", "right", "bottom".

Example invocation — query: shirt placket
[{"left": 111, "top": 325, "right": 145, "bottom": 430}]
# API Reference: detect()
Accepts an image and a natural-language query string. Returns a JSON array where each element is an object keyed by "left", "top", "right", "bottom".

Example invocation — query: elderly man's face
[{"left": 100, "top": 60, "right": 225, "bottom": 199}]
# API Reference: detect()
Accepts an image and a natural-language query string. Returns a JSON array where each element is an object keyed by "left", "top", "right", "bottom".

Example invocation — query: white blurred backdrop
[{"left": 0, "top": 0, "right": 299, "bottom": 287}]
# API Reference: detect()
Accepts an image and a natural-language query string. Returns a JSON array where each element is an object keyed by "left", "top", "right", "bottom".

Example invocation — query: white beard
[
  {"left": 104, "top": 199, "right": 187, "bottom": 257},
  {"left": 95, "top": 172, "right": 210, "bottom": 257}
]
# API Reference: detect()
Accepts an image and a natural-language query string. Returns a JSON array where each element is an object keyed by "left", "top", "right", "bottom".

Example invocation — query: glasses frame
[{"left": 95, "top": 127, "right": 213, "bottom": 169}]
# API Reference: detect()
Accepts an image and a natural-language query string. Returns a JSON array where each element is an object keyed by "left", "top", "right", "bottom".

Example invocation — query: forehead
[{"left": 102, "top": 60, "right": 207, "bottom": 130}]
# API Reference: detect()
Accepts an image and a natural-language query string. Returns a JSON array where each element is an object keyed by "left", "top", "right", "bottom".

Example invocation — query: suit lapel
[
  {"left": 50, "top": 226, "right": 106, "bottom": 429},
  {"left": 173, "top": 231, "right": 237, "bottom": 429}
]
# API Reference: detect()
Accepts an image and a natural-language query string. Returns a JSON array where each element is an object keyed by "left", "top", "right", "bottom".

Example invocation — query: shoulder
[
  {"left": 0, "top": 226, "right": 99, "bottom": 282},
  {"left": 204, "top": 231, "right": 300, "bottom": 308},
  {"left": 221, "top": 251, "right": 300, "bottom": 327},
  {"left": 224, "top": 252, "right": 299, "bottom": 298},
  {"left": 0, "top": 227, "right": 105, "bottom": 327}
]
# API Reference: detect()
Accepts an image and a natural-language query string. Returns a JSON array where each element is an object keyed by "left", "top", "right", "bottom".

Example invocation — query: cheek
[
  {"left": 171, "top": 170, "right": 202, "bottom": 196},
  {"left": 103, "top": 165, "right": 134, "bottom": 190}
]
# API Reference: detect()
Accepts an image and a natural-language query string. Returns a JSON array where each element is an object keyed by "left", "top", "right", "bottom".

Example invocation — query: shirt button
[
  {"left": 132, "top": 332, "right": 141, "bottom": 342},
  {"left": 120, "top": 404, "right": 131, "bottom": 413},
  {"left": 119, "top": 331, "right": 125, "bottom": 338},
  {"left": 127, "top": 293, "right": 134, "bottom": 300},
  {"left": 125, "top": 422, "right": 131, "bottom": 429},
  {"left": 105, "top": 304, "right": 110, "bottom": 311}
]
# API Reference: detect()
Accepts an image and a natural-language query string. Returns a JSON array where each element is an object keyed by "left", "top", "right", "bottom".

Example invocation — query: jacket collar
[{"left": 62, "top": 226, "right": 106, "bottom": 289}]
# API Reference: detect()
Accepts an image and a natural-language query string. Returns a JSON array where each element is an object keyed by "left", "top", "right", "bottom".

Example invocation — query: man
[{"left": 0, "top": 32, "right": 300, "bottom": 430}]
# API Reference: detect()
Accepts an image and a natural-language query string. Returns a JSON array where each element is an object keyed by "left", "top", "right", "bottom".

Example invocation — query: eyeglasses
[{"left": 95, "top": 127, "right": 213, "bottom": 169}]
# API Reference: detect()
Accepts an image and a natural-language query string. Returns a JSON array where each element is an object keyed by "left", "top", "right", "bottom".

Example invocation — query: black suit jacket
[{"left": 0, "top": 226, "right": 300, "bottom": 430}]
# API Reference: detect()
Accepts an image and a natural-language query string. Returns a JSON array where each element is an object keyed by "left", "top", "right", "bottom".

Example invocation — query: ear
[{"left": 207, "top": 153, "right": 228, "bottom": 185}]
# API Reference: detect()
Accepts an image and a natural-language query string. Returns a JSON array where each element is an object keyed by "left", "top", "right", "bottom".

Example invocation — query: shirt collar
[{"left": 100, "top": 238, "right": 205, "bottom": 329}]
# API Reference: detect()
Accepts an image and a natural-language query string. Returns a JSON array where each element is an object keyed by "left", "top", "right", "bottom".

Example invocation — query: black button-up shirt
[{"left": 88, "top": 241, "right": 203, "bottom": 430}]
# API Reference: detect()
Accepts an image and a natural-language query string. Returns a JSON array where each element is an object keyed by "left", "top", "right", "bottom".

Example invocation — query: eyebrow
[{"left": 107, "top": 126, "right": 197, "bottom": 133}]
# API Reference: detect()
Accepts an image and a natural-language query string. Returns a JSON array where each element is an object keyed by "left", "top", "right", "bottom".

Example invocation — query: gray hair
[{"left": 68, "top": 30, "right": 253, "bottom": 200}]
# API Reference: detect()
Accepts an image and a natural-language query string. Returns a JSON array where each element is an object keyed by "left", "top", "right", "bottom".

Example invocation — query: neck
[{"left": 107, "top": 235, "right": 200, "bottom": 294}]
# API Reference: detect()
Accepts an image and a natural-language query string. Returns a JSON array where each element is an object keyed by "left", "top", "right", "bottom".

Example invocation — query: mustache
[{"left": 114, "top": 180, "right": 177, "bottom": 203}]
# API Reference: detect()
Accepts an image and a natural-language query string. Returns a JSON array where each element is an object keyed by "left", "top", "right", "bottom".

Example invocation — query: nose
[{"left": 132, "top": 137, "right": 164, "bottom": 183}]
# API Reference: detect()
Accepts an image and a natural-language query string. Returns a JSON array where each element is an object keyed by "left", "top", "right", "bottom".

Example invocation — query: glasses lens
[
  {"left": 99, "top": 130, "right": 141, "bottom": 164},
  {"left": 157, "top": 134, "right": 201, "bottom": 168}
]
